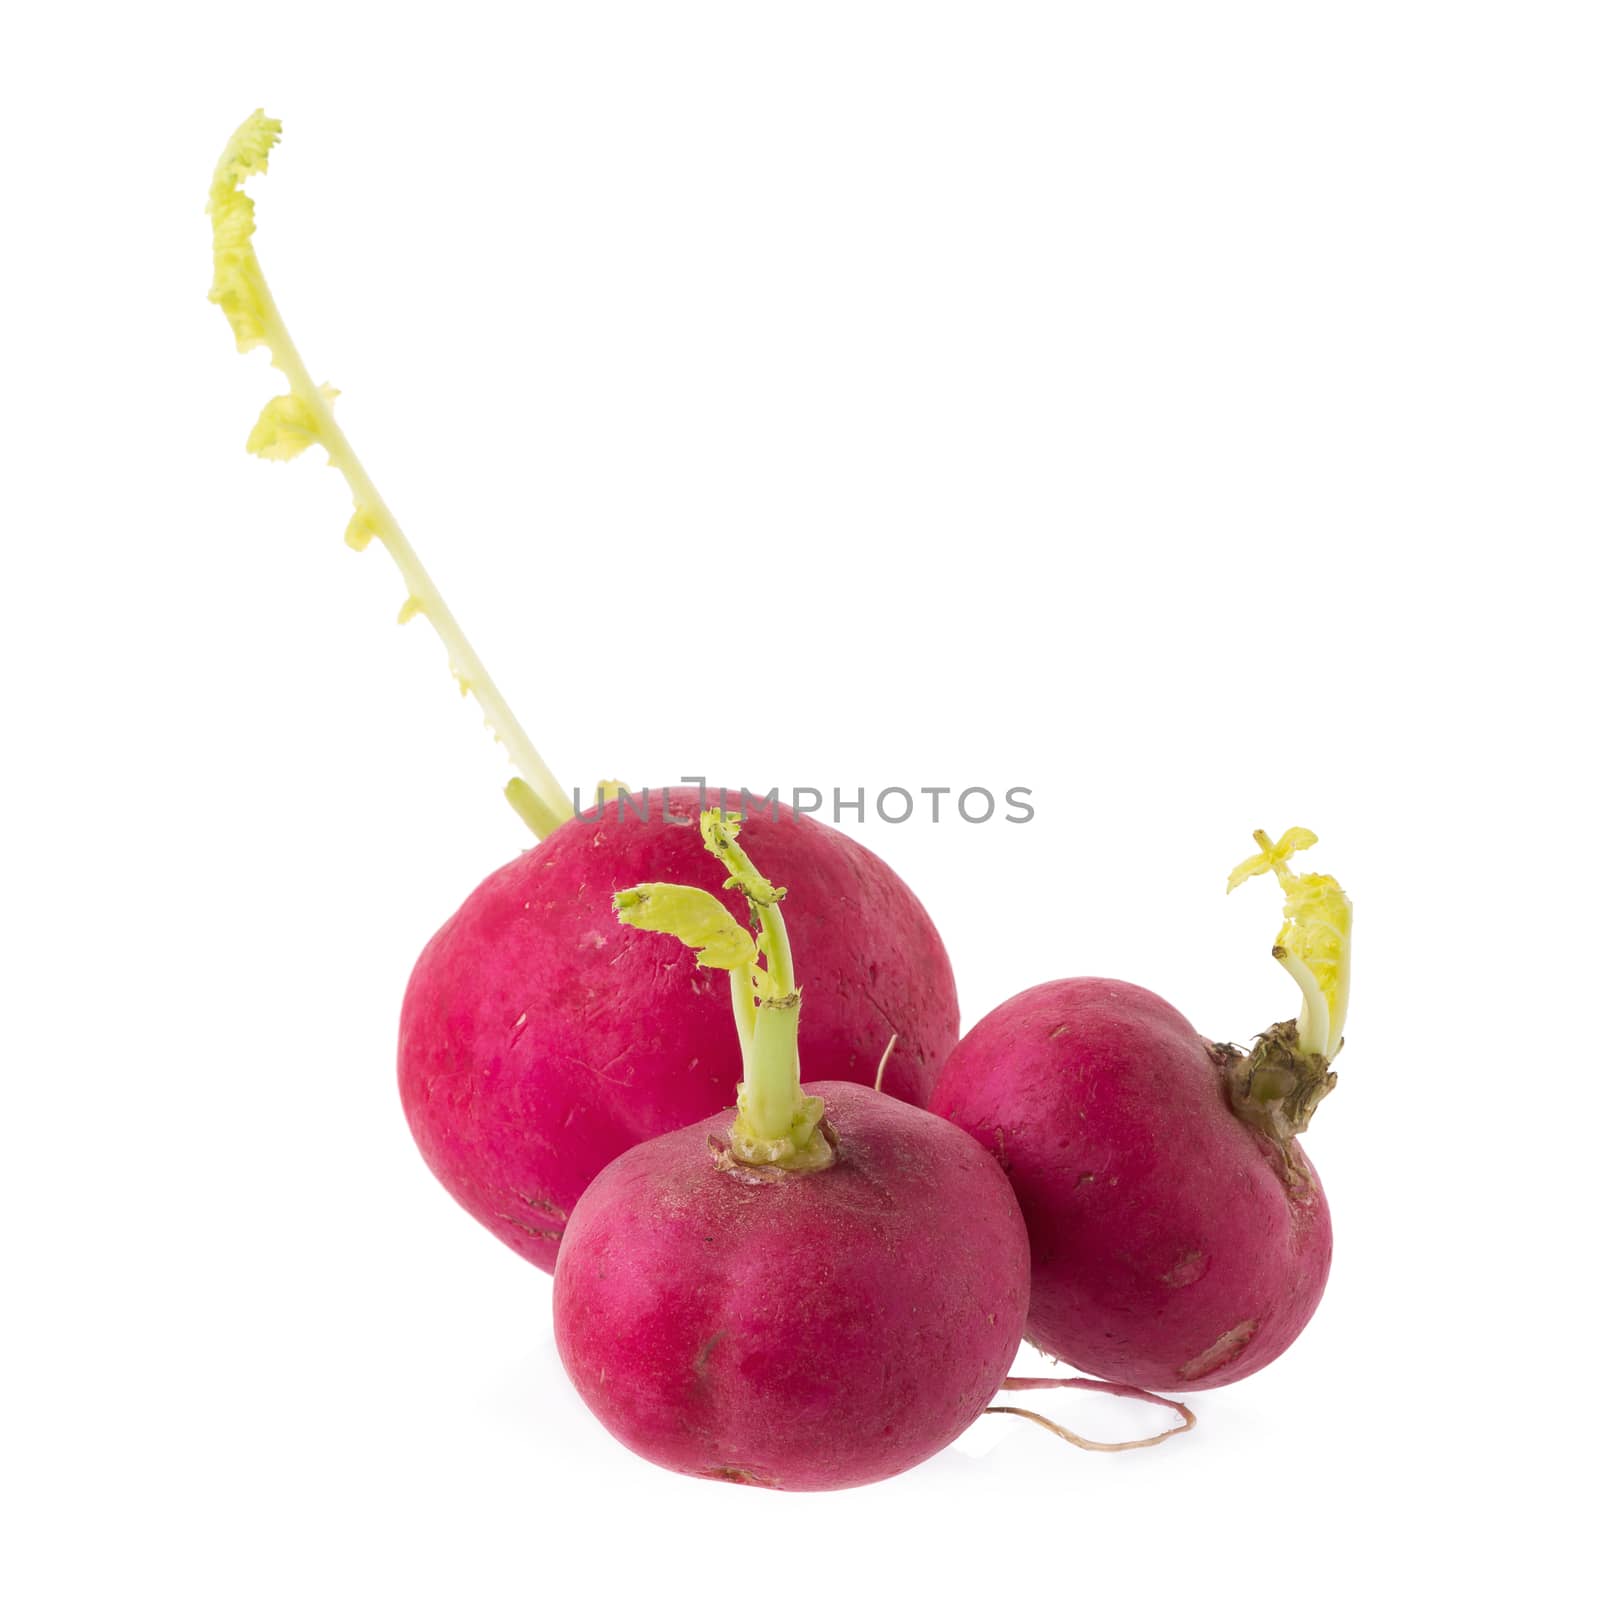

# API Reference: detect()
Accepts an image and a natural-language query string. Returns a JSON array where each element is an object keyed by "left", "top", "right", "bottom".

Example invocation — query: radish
[
  {"left": 399, "top": 788, "right": 955, "bottom": 1267},
  {"left": 207, "top": 113, "right": 958, "bottom": 1267},
  {"left": 930, "top": 829, "right": 1351, "bottom": 1391},
  {"left": 552, "top": 811, "right": 1032, "bottom": 1490}
]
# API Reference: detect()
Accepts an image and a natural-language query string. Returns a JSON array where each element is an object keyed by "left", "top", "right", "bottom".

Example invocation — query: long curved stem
[
  {"left": 254, "top": 270, "right": 571, "bottom": 836},
  {"left": 210, "top": 111, "right": 573, "bottom": 838}
]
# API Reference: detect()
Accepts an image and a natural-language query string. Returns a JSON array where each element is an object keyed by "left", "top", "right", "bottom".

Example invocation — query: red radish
[
  {"left": 553, "top": 812, "right": 1029, "bottom": 1490},
  {"left": 931, "top": 829, "right": 1351, "bottom": 1391},
  {"left": 206, "top": 113, "right": 958, "bottom": 1269},
  {"left": 399, "top": 788, "right": 956, "bottom": 1268},
  {"left": 555, "top": 1082, "right": 1029, "bottom": 1489}
]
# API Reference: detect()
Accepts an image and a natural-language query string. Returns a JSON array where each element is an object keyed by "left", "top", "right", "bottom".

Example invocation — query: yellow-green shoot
[
  {"left": 1228, "top": 827, "right": 1353, "bottom": 1060},
  {"left": 1222, "top": 827, "right": 1353, "bottom": 1175},
  {"left": 613, "top": 811, "right": 832, "bottom": 1171}
]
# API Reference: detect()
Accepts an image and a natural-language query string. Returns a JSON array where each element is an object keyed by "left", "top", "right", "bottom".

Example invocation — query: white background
[{"left": 3, "top": 4, "right": 1592, "bottom": 1595}]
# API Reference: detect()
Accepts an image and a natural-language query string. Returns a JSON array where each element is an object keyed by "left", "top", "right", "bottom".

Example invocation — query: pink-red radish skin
[
  {"left": 930, "top": 978, "right": 1332, "bottom": 1391},
  {"left": 400, "top": 790, "right": 958, "bottom": 1269},
  {"left": 552, "top": 1081, "right": 1029, "bottom": 1491}
]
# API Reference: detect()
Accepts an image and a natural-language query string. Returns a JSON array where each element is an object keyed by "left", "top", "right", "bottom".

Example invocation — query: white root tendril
[
  {"left": 873, "top": 1034, "right": 898, "bottom": 1093},
  {"left": 985, "top": 1374, "right": 1196, "bottom": 1453}
]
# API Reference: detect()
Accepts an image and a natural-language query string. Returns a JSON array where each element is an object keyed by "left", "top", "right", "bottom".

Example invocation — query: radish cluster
[{"left": 211, "top": 109, "right": 1354, "bottom": 1492}]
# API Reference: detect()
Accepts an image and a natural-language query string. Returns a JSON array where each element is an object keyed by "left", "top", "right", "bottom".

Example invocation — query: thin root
[
  {"left": 985, "top": 1374, "right": 1196, "bottom": 1453},
  {"left": 873, "top": 1033, "right": 899, "bottom": 1093}
]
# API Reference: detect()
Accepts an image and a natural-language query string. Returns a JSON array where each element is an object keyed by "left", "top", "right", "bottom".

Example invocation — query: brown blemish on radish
[
  {"left": 700, "top": 1465, "right": 775, "bottom": 1487},
  {"left": 494, "top": 1212, "right": 563, "bottom": 1242},
  {"left": 1179, "top": 1319, "right": 1258, "bottom": 1380},
  {"left": 993, "top": 1127, "right": 1011, "bottom": 1170},
  {"left": 1162, "top": 1250, "right": 1208, "bottom": 1287},
  {"left": 692, "top": 1330, "right": 728, "bottom": 1377}
]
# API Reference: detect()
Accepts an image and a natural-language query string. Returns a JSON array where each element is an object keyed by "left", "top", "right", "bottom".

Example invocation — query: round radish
[
  {"left": 552, "top": 811, "right": 1028, "bottom": 1490},
  {"left": 930, "top": 829, "right": 1350, "bottom": 1391},
  {"left": 555, "top": 1081, "right": 1028, "bottom": 1490},
  {"left": 400, "top": 789, "right": 956, "bottom": 1269}
]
